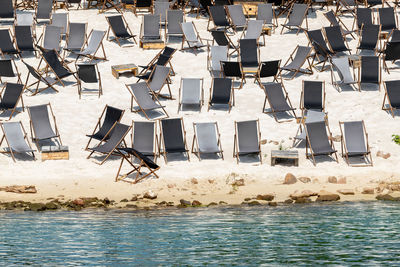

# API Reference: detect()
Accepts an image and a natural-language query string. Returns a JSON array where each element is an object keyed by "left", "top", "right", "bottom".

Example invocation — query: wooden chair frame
[
  {"left": 279, "top": 45, "right": 313, "bottom": 80},
  {"left": 280, "top": 3, "right": 309, "bottom": 35}
]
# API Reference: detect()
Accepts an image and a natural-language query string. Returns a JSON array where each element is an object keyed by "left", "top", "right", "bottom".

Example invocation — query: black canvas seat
[
  {"left": 233, "top": 119, "right": 262, "bottom": 164},
  {"left": 159, "top": 118, "right": 190, "bottom": 163},
  {"left": 0, "top": 83, "right": 25, "bottom": 120},
  {"left": 106, "top": 15, "right": 137, "bottom": 46},
  {"left": 383, "top": 80, "right": 400, "bottom": 117},
  {"left": 261, "top": 82, "right": 297, "bottom": 122},
  {"left": 208, "top": 77, "right": 234, "bottom": 112}
]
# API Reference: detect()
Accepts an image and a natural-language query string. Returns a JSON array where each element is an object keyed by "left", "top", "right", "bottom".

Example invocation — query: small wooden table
[
  {"left": 348, "top": 55, "right": 361, "bottom": 69},
  {"left": 262, "top": 26, "right": 272, "bottom": 36},
  {"left": 271, "top": 150, "right": 299, "bottom": 166},
  {"left": 41, "top": 145, "right": 69, "bottom": 161},
  {"left": 111, "top": 64, "right": 138, "bottom": 79}
]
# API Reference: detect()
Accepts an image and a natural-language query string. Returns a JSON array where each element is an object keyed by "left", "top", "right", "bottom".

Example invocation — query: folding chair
[
  {"left": 40, "top": 25, "right": 62, "bottom": 52},
  {"left": 0, "top": 0, "right": 15, "bottom": 23},
  {"left": 132, "top": 0, "right": 154, "bottom": 16},
  {"left": 207, "top": 45, "right": 228, "bottom": 77},
  {"left": 339, "top": 120, "right": 373, "bottom": 166},
  {"left": 330, "top": 56, "right": 357, "bottom": 91},
  {"left": 125, "top": 82, "right": 168, "bottom": 119},
  {"left": 280, "top": 3, "right": 309, "bottom": 35},
  {"left": 323, "top": 10, "right": 355, "bottom": 39},
  {"left": 159, "top": 117, "right": 190, "bottom": 163},
  {"left": 220, "top": 61, "right": 245, "bottom": 89},
  {"left": 0, "top": 29, "right": 19, "bottom": 57},
  {"left": 261, "top": 82, "right": 297, "bottom": 122},
  {"left": 364, "top": 0, "right": 388, "bottom": 8},
  {"left": 146, "top": 65, "right": 172, "bottom": 98},
  {"left": 210, "top": 29, "right": 238, "bottom": 56},
  {"left": 22, "top": 60, "right": 61, "bottom": 96},
  {"left": 66, "top": 0, "right": 83, "bottom": 9},
  {"left": 14, "top": 25, "right": 37, "bottom": 56},
  {"left": 306, "top": 29, "right": 333, "bottom": 71},
  {"left": 181, "top": 21, "right": 207, "bottom": 51},
  {"left": 0, "top": 83, "right": 25, "bottom": 121},
  {"left": 335, "top": 0, "right": 358, "bottom": 15},
  {"left": 131, "top": 120, "right": 158, "bottom": 160},
  {"left": 184, "top": 0, "right": 202, "bottom": 17},
  {"left": 153, "top": 1, "right": 169, "bottom": 25},
  {"left": 383, "top": 80, "right": 400, "bottom": 117},
  {"left": 378, "top": 7, "right": 398, "bottom": 32},
  {"left": 50, "top": 13, "right": 68, "bottom": 36},
  {"left": 99, "top": 0, "right": 123, "bottom": 13},
  {"left": 280, "top": 45, "right": 313, "bottom": 79},
  {"left": 257, "top": 3, "right": 278, "bottom": 33},
  {"left": 165, "top": 10, "right": 184, "bottom": 43},
  {"left": 87, "top": 122, "right": 131, "bottom": 165},
  {"left": 85, "top": 105, "right": 124, "bottom": 150},
  {"left": 27, "top": 103, "right": 62, "bottom": 150},
  {"left": 76, "top": 63, "right": 102, "bottom": 98},
  {"left": 226, "top": 4, "right": 247, "bottom": 32},
  {"left": 382, "top": 41, "right": 400, "bottom": 73},
  {"left": 292, "top": 109, "right": 326, "bottom": 147},
  {"left": 106, "top": 15, "right": 137, "bottom": 47},
  {"left": 63, "top": 22, "right": 87, "bottom": 57},
  {"left": 233, "top": 119, "right": 262, "bottom": 164},
  {"left": 256, "top": 60, "right": 281, "bottom": 84},
  {"left": 207, "top": 5, "right": 230, "bottom": 31},
  {"left": 300, "top": 80, "right": 325, "bottom": 117},
  {"left": 353, "top": 7, "right": 373, "bottom": 32},
  {"left": 239, "top": 39, "right": 260, "bottom": 71},
  {"left": 0, "top": 59, "right": 22, "bottom": 85},
  {"left": 137, "top": 46, "right": 176, "bottom": 76},
  {"left": 15, "top": 13, "right": 35, "bottom": 27},
  {"left": 324, "top": 26, "right": 351, "bottom": 55},
  {"left": 75, "top": 30, "right": 107, "bottom": 62},
  {"left": 178, "top": 78, "right": 204, "bottom": 113},
  {"left": 208, "top": 77, "right": 234, "bottom": 112},
  {"left": 241, "top": 20, "right": 265, "bottom": 46},
  {"left": 192, "top": 122, "right": 223, "bottom": 160},
  {"left": 357, "top": 24, "right": 380, "bottom": 54},
  {"left": 358, "top": 55, "right": 381, "bottom": 91},
  {"left": 0, "top": 121, "right": 35, "bottom": 162},
  {"left": 35, "top": 0, "right": 53, "bottom": 22}
]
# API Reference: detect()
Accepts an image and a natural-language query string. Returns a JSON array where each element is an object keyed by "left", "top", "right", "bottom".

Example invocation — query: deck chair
[
  {"left": 208, "top": 77, "right": 234, "bottom": 112},
  {"left": 136, "top": 55, "right": 174, "bottom": 82},
  {"left": 41, "top": 25, "right": 62, "bottom": 52},
  {"left": 0, "top": 122, "right": 35, "bottom": 162},
  {"left": 339, "top": 120, "right": 372, "bottom": 166},
  {"left": 140, "top": 14, "right": 162, "bottom": 45},
  {"left": 324, "top": 26, "right": 351, "bottom": 54},
  {"left": 207, "top": 45, "right": 228, "bottom": 77},
  {"left": 353, "top": 8, "right": 373, "bottom": 32},
  {"left": 115, "top": 147, "right": 160, "bottom": 183},
  {"left": 153, "top": 1, "right": 169, "bottom": 25},
  {"left": 256, "top": 60, "right": 281, "bottom": 84},
  {"left": 233, "top": 119, "right": 262, "bottom": 164},
  {"left": 220, "top": 61, "right": 244, "bottom": 89},
  {"left": 261, "top": 82, "right": 297, "bottom": 122},
  {"left": 306, "top": 29, "right": 331, "bottom": 55},
  {"left": 75, "top": 30, "right": 107, "bottom": 62},
  {"left": 306, "top": 29, "right": 333, "bottom": 71},
  {"left": 0, "top": 0, "right": 14, "bottom": 22},
  {"left": 85, "top": 105, "right": 124, "bottom": 150},
  {"left": 63, "top": 22, "right": 86, "bottom": 56},
  {"left": 335, "top": 0, "right": 358, "bottom": 15},
  {"left": 131, "top": 120, "right": 158, "bottom": 160},
  {"left": 378, "top": 7, "right": 398, "bottom": 32},
  {"left": 14, "top": 25, "right": 36, "bottom": 56},
  {"left": 280, "top": 3, "right": 309, "bottom": 35},
  {"left": 35, "top": 0, "right": 53, "bottom": 22},
  {"left": 181, "top": 21, "right": 206, "bottom": 51},
  {"left": 239, "top": 39, "right": 259, "bottom": 71},
  {"left": 125, "top": 82, "right": 168, "bottom": 119},
  {"left": 192, "top": 122, "right": 223, "bottom": 160},
  {"left": 241, "top": 20, "right": 265, "bottom": 46},
  {"left": 364, "top": 0, "right": 387, "bottom": 8},
  {"left": 358, "top": 55, "right": 381, "bottom": 91},
  {"left": 76, "top": 63, "right": 102, "bottom": 98},
  {"left": 0, "top": 59, "right": 22, "bottom": 85},
  {"left": 257, "top": 3, "right": 278, "bottom": 32},
  {"left": 146, "top": 65, "right": 172, "bottom": 98},
  {"left": 132, "top": 0, "right": 153, "bottom": 16},
  {"left": 0, "top": 83, "right": 25, "bottom": 120},
  {"left": 330, "top": 56, "right": 356, "bottom": 91},
  {"left": 323, "top": 10, "right": 355, "bottom": 39},
  {"left": 22, "top": 60, "right": 60, "bottom": 95},
  {"left": 50, "top": 13, "right": 68, "bottom": 36},
  {"left": 184, "top": 0, "right": 202, "bottom": 17},
  {"left": 210, "top": 29, "right": 238, "bottom": 56},
  {"left": 66, "top": 0, "right": 83, "bottom": 9},
  {"left": 87, "top": 122, "right": 131, "bottom": 165},
  {"left": 292, "top": 109, "right": 326, "bottom": 147},
  {"left": 357, "top": 24, "right": 380, "bottom": 53},
  {"left": 383, "top": 80, "right": 400, "bottom": 117},
  {"left": 305, "top": 120, "right": 338, "bottom": 165},
  {"left": 207, "top": 5, "right": 230, "bottom": 31},
  {"left": 300, "top": 81, "right": 325, "bottom": 117},
  {"left": 106, "top": 15, "right": 137, "bottom": 47},
  {"left": 178, "top": 78, "right": 204, "bottom": 113},
  {"left": 0, "top": 29, "right": 19, "bottom": 57},
  {"left": 280, "top": 45, "right": 313, "bottom": 79},
  {"left": 382, "top": 41, "right": 400, "bottom": 73},
  {"left": 226, "top": 5, "right": 247, "bottom": 32},
  {"left": 159, "top": 117, "right": 190, "bottom": 163},
  {"left": 27, "top": 103, "right": 62, "bottom": 150},
  {"left": 165, "top": 10, "right": 183, "bottom": 42}
]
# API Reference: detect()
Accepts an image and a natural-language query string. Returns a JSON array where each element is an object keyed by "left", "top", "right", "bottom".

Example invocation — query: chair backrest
[
  {"left": 257, "top": 3, "right": 273, "bottom": 24},
  {"left": 167, "top": 10, "right": 183, "bottom": 35},
  {"left": 161, "top": 118, "right": 186, "bottom": 153},
  {"left": 51, "top": 13, "right": 68, "bottom": 35},
  {"left": 324, "top": 26, "right": 346, "bottom": 51},
  {"left": 259, "top": 60, "right": 280, "bottom": 78},
  {"left": 227, "top": 5, "right": 246, "bottom": 27},
  {"left": 305, "top": 121, "right": 333, "bottom": 154},
  {"left": 77, "top": 64, "right": 98, "bottom": 83},
  {"left": 143, "top": 14, "right": 160, "bottom": 39},
  {"left": 36, "top": 0, "right": 53, "bottom": 20},
  {"left": 285, "top": 46, "right": 311, "bottom": 70},
  {"left": 210, "top": 45, "right": 228, "bottom": 71},
  {"left": 209, "top": 5, "right": 229, "bottom": 27},
  {"left": 288, "top": 3, "right": 308, "bottom": 26},
  {"left": 133, "top": 121, "right": 155, "bottom": 154},
  {"left": 66, "top": 23, "right": 86, "bottom": 50},
  {"left": 378, "top": 7, "right": 396, "bottom": 31},
  {"left": 211, "top": 30, "right": 229, "bottom": 46},
  {"left": 43, "top": 25, "right": 61, "bottom": 51},
  {"left": 181, "top": 78, "right": 201, "bottom": 104},
  {"left": 236, "top": 120, "right": 259, "bottom": 153},
  {"left": 1, "top": 83, "right": 23, "bottom": 109},
  {"left": 384, "top": 80, "right": 400, "bottom": 107},
  {"left": 221, "top": 61, "right": 242, "bottom": 78},
  {"left": 211, "top": 77, "right": 232, "bottom": 104},
  {"left": 324, "top": 10, "right": 340, "bottom": 27},
  {"left": 356, "top": 8, "right": 372, "bottom": 29},
  {"left": 303, "top": 81, "right": 323, "bottom": 111},
  {"left": 331, "top": 57, "right": 354, "bottom": 84},
  {"left": 128, "top": 82, "right": 160, "bottom": 110},
  {"left": 391, "top": 29, "right": 400, "bottom": 42},
  {"left": 148, "top": 65, "right": 170, "bottom": 93},
  {"left": 41, "top": 49, "right": 70, "bottom": 78},
  {"left": 2, "top": 122, "right": 32, "bottom": 153},
  {"left": 0, "top": 59, "right": 16, "bottom": 78},
  {"left": 14, "top": 26, "right": 35, "bottom": 51},
  {"left": 342, "top": 121, "right": 367, "bottom": 154},
  {"left": 244, "top": 20, "right": 263, "bottom": 40},
  {"left": 96, "top": 122, "right": 130, "bottom": 153},
  {"left": 28, "top": 104, "right": 57, "bottom": 140},
  {"left": 384, "top": 41, "right": 400, "bottom": 61},
  {"left": 0, "top": 0, "right": 14, "bottom": 19},
  {"left": 107, "top": 15, "right": 130, "bottom": 38},
  {"left": 307, "top": 29, "right": 330, "bottom": 52},
  {"left": 136, "top": 0, "right": 153, "bottom": 8},
  {"left": 361, "top": 56, "right": 379, "bottom": 84},
  {"left": 181, "top": 22, "right": 199, "bottom": 43},
  {"left": 94, "top": 105, "right": 124, "bottom": 140},
  {"left": 359, "top": 24, "right": 380, "bottom": 50},
  {"left": 23, "top": 61, "right": 42, "bottom": 81},
  {"left": 239, "top": 39, "right": 258, "bottom": 67},
  {"left": 0, "top": 29, "right": 16, "bottom": 53},
  {"left": 194, "top": 122, "right": 219, "bottom": 153},
  {"left": 84, "top": 30, "right": 106, "bottom": 54},
  {"left": 16, "top": 13, "right": 34, "bottom": 26},
  {"left": 154, "top": 1, "right": 169, "bottom": 23},
  {"left": 263, "top": 82, "right": 291, "bottom": 111}
]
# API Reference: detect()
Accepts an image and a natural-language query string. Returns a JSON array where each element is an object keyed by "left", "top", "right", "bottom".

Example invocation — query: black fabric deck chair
[
  {"left": 358, "top": 55, "right": 381, "bottom": 91},
  {"left": 306, "top": 29, "right": 333, "bottom": 71},
  {"left": 353, "top": 7, "right": 372, "bottom": 32},
  {"left": 181, "top": 21, "right": 206, "bottom": 51},
  {"left": 35, "top": 0, "right": 53, "bottom": 22},
  {"left": 14, "top": 25, "right": 36, "bottom": 56},
  {"left": 178, "top": 78, "right": 204, "bottom": 112},
  {"left": 323, "top": 10, "right": 355, "bottom": 39},
  {"left": 378, "top": 7, "right": 398, "bottom": 32},
  {"left": 0, "top": 82, "right": 24, "bottom": 121},
  {"left": 131, "top": 120, "right": 158, "bottom": 160},
  {"left": 0, "top": 59, "right": 22, "bottom": 85},
  {"left": 233, "top": 119, "right": 262, "bottom": 164},
  {"left": 300, "top": 80, "right": 325, "bottom": 117},
  {"left": 66, "top": 0, "right": 83, "bottom": 9},
  {"left": 140, "top": 14, "right": 162, "bottom": 44},
  {"left": 357, "top": 24, "right": 380, "bottom": 53},
  {"left": 159, "top": 118, "right": 190, "bottom": 163},
  {"left": 220, "top": 61, "right": 244, "bottom": 89},
  {"left": 210, "top": 29, "right": 238, "bottom": 56},
  {"left": 339, "top": 120, "right": 372, "bottom": 166},
  {"left": 0, "top": 121, "right": 35, "bottom": 162},
  {"left": 165, "top": 10, "right": 183, "bottom": 42},
  {"left": 226, "top": 4, "right": 247, "bottom": 32},
  {"left": 41, "top": 25, "right": 62, "bottom": 52},
  {"left": 257, "top": 3, "right": 278, "bottom": 32},
  {"left": 75, "top": 30, "right": 107, "bottom": 62},
  {"left": 76, "top": 63, "right": 102, "bottom": 98},
  {"left": 335, "top": 0, "right": 358, "bottom": 15},
  {"left": 280, "top": 45, "right": 313, "bottom": 79},
  {"left": 85, "top": 105, "right": 124, "bottom": 150},
  {"left": 306, "top": 29, "right": 332, "bottom": 55},
  {"left": 106, "top": 15, "right": 137, "bottom": 47},
  {"left": 0, "top": 0, "right": 14, "bottom": 22},
  {"left": 382, "top": 41, "right": 400, "bottom": 73},
  {"left": 305, "top": 120, "right": 338, "bottom": 165},
  {"left": 199, "top": 0, "right": 212, "bottom": 15},
  {"left": 364, "top": 0, "right": 387, "bottom": 8},
  {"left": 115, "top": 147, "right": 160, "bottom": 184},
  {"left": 239, "top": 39, "right": 259, "bottom": 70},
  {"left": 137, "top": 46, "right": 176, "bottom": 78},
  {"left": 0, "top": 29, "right": 19, "bottom": 57},
  {"left": 27, "top": 103, "right": 62, "bottom": 150},
  {"left": 208, "top": 77, "right": 234, "bottom": 112},
  {"left": 389, "top": 29, "right": 400, "bottom": 42},
  {"left": 256, "top": 60, "right": 281, "bottom": 84},
  {"left": 261, "top": 82, "right": 297, "bottom": 122},
  {"left": 125, "top": 82, "right": 168, "bottom": 120},
  {"left": 280, "top": 3, "right": 309, "bottom": 35},
  {"left": 330, "top": 56, "right": 356, "bottom": 91},
  {"left": 87, "top": 122, "right": 131, "bottom": 165},
  {"left": 64, "top": 22, "right": 87, "bottom": 55},
  {"left": 22, "top": 60, "right": 61, "bottom": 96},
  {"left": 131, "top": 0, "right": 153, "bottom": 16},
  {"left": 324, "top": 26, "right": 351, "bottom": 54},
  {"left": 192, "top": 122, "right": 223, "bottom": 160},
  {"left": 208, "top": 45, "right": 228, "bottom": 77},
  {"left": 207, "top": 5, "right": 230, "bottom": 31},
  {"left": 383, "top": 80, "right": 400, "bottom": 117}
]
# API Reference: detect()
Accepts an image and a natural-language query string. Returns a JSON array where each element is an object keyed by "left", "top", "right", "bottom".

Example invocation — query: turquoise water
[{"left": 0, "top": 202, "right": 400, "bottom": 266}]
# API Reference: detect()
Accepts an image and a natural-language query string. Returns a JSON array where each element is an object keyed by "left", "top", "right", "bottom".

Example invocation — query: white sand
[{"left": 0, "top": 6, "right": 399, "bottom": 203}]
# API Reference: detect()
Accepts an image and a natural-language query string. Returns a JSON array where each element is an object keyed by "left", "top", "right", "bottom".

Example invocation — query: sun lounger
[
  {"left": 0, "top": 83, "right": 25, "bottom": 121},
  {"left": 220, "top": 61, "right": 244, "bottom": 89},
  {"left": 339, "top": 120, "right": 372, "bottom": 166},
  {"left": 280, "top": 45, "right": 313, "bottom": 79},
  {"left": 207, "top": 45, "right": 228, "bottom": 77},
  {"left": 358, "top": 55, "right": 381, "bottom": 91},
  {"left": 357, "top": 24, "right": 380, "bottom": 53},
  {"left": 0, "top": 29, "right": 19, "bottom": 57},
  {"left": 35, "top": 0, "right": 53, "bottom": 22},
  {"left": 210, "top": 29, "right": 238, "bottom": 56},
  {"left": 0, "top": 121, "right": 35, "bottom": 162},
  {"left": 41, "top": 25, "right": 62, "bottom": 52},
  {"left": 226, "top": 5, "right": 247, "bottom": 32},
  {"left": 51, "top": 13, "right": 68, "bottom": 36},
  {"left": 159, "top": 117, "right": 190, "bottom": 163},
  {"left": 208, "top": 77, "right": 234, "bottom": 112},
  {"left": 324, "top": 26, "right": 351, "bottom": 54},
  {"left": 257, "top": 3, "right": 278, "bottom": 32},
  {"left": 378, "top": 7, "right": 398, "bottom": 32},
  {"left": 364, "top": 0, "right": 387, "bottom": 8},
  {"left": 280, "top": 3, "right": 309, "bottom": 35},
  {"left": 178, "top": 78, "right": 204, "bottom": 113},
  {"left": 242, "top": 20, "right": 265, "bottom": 46},
  {"left": 261, "top": 82, "right": 297, "bottom": 122},
  {"left": 330, "top": 56, "right": 356, "bottom": 91},
  {"left": 14, "top": 25, "right": 36, "bottom": 56},
  {"left": 256, "top": 60, "right": 281, "bottom": 84},
  {"left": 239, "top": 39, "right": 259, "bottom": 71},
  {"left": 75, "top": 30, "right": 107, "bottom": 62},
  {"left": 165, "top": 10, "right": 183, "bottom": 42},
  {"left": 323, "top": 10, "right": 355, "bottom": 39},
  {"left": 140, "top": 14, "right": 163, "bottom": 49},
  {"left": 233, "top": 119, "right": 262, "bottom": 164},
  {"left": 131, "top": 120, "right": 158, "bottom": 160},
  {"left": 181, "top": 21, "right": 206, "bottom": 51},
  {"left": 300, "top": 80, "right": 325, "bottom": 117},
  {"left": 0, "top": 59, "right": 22, "bottom": 85},
  {"left": 207, "top": 5, "right": 230, "bottom": 31},
  {"left": 106, "top": 14, "right": 137, "bottom": 47},
  {"left": 76, "top": 63, "right": 102, "bottom": 98},
  {"left": 383, "top": 80, "right": 400, "bottom": 117},
  {"left": 192, "top": 122, "right": 223, "bottom": 160}
]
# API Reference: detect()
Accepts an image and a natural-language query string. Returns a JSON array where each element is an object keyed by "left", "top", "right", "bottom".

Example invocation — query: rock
[
  {"left": 157, "top": 201, "right": 167, "bottom": 206},
  {"left": 219, "top": 201, "right": 227, "bottom": 205},
  {"left": 167, "top": 202, "right": 174, "bottom": 206},
  {"left": 191, "top": 178, "right": 198, "bottom": 184},
  {"left": 45, "top": 202, "right": 59, "bottom": 210},
  {"left": 377, "top": 151, "right": 391, "bottom": 159},
  {"left": 232, "top": 178, "right": 245, "bottom": 187},
  {"left": 167, "top": 184, "right": 176, "bottom": 188},
  {"left": 337, "top": 189, "right": 355, "bottom": 195},
  {"left": 180, "top": 199, "right": 191, "bottom": 206},
  {"left": 260, "top": 139, "right": 267, "bottom": 145},
  {"left": 299, "top": 177, "right": 311, "bottom": 183},
  {"left": 207, "top": 202, "right": 218, "bottom": 207},
  {"left": 337, "top": 177, "right": 347, "bottom": 184},
  {"left": 283, "top": 173, "right": 297, "bottom": 184},
  {"left": 120, "top": 198, "right": 129, "bottom": 202},
  {"left": 376, "top": 193, "right": 400, "bottom": 201},
  {"left": 284, "top": 199, "right": 294, "bottom": 204},
  {"left": 290, "top": 190, "right": 318, "bottom": 200},
  {"left": 0, "top": 185, "right": 37, "bottom": 194},
  {"left": 143, "top": 190, "right": 157, "bottom": 199},
  {"left": 256, "top": 194, "right": 274, "bottom": 201},
  {"left": 244, "top": 198, "right": 252, "bottom": 201},
  {"left": 295, "top": 197, "right": 312, "bottom": 204},
  {"left": 362, "top": 187, "right": 375, "bottom": 194},
  {"left": 268, "top": 201, "right": 277, "bottom": 206},
  {"left": 192, "top": 200, "right": 202, "bottom": 206},
  {"left": 328, "top": 176, "right": 337, "bottom": 184},
  {"left": 177, "top": 204, "right": 188, "bottom": 208},
  {"left": 312, "top": 178, "right": 320, "bottom": 184},
  {"left": 130, "top": 196, "right": 138, "bottom": 201},
  {"left": 248, "top": 200, "right": 261, "bottom": 206},
  {"left": 73, "top": 198, "right": 85, "bottom": 206},
  {"left": 208, "top": 179, "right": 215, "bottom": 184},
  {"left": 316, "top": 190, "right": 340, "bottom": 202},
  {"left": 103, "top": 198, "right": 111, "bottom": 205},
  {"left": 125, "top": 204, "right": 138, "bottom": 208},
  {"left": 28, "top": 203, "right": 46, "bottom": 211}
]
